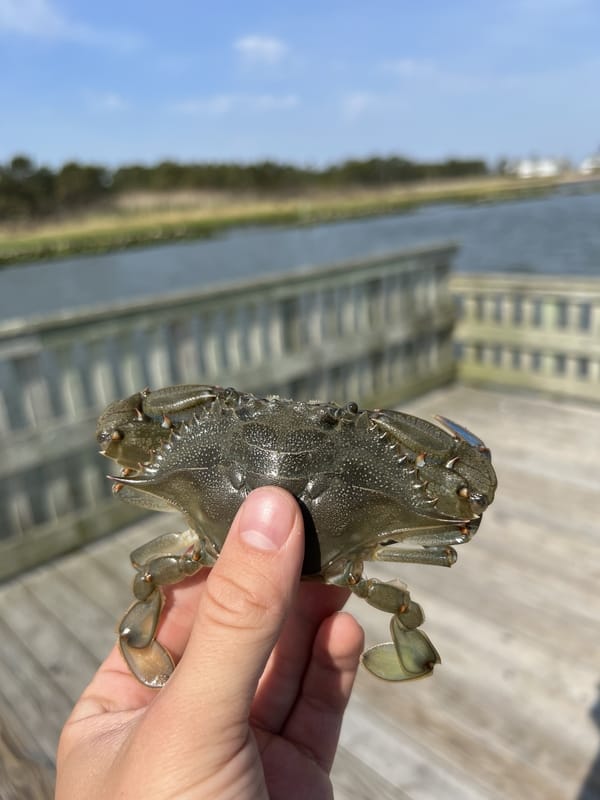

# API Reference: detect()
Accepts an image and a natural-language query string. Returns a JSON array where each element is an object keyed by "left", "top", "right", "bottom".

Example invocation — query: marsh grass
[{"left": 0, "top": 176, "right": 557, "bottom": 266}]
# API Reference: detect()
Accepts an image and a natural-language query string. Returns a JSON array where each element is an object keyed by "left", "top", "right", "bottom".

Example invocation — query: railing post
[{"left": 591, "top": 302, "right": 600, "bottom": 337}]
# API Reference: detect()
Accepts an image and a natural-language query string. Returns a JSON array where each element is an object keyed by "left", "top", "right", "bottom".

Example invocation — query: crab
[{"left": 96, "top": 384, "right": 497, "bottom": 688}]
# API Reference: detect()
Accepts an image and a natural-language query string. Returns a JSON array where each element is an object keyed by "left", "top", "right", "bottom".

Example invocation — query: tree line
[{"left": 0, "top": 154, "right": 488, "bottom": 220}]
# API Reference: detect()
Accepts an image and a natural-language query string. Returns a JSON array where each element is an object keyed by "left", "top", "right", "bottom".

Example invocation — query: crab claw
[{"left": 435, "top": 415, "right": 491, "bottom": 458}]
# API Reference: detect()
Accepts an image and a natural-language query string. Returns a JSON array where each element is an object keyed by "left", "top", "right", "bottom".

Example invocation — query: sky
[{"left": 1, "top": 0, "right": 599, "bottom": 169}]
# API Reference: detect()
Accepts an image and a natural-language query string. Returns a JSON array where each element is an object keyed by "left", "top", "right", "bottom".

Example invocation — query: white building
[
  {"left": 579, "top": 155, "right": 600, "bottom": 175},
  {"left": 511, "top": 158, "right": 562, "bottom": 179}
]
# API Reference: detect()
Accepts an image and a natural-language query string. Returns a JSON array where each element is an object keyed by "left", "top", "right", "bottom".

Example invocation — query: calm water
[{"left": 2, "top": 187, "right": 600, "bottom": 322}]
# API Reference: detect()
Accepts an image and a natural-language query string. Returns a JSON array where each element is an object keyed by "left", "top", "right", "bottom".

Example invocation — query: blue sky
[{"left": 1, "top": 0, "right": 599, "bottom": 168}]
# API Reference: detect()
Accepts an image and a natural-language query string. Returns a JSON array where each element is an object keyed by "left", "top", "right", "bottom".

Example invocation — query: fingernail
[{"left": 240, "top": 489, "right": 296, "bottom": 552}]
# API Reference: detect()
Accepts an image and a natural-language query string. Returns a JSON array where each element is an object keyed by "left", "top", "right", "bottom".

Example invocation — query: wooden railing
[
  {"left": 0, "top": 244, "right": 457, "bottom": 579},
  {"left": 451, "top": 273, "right": 600, "bottom": 403}
]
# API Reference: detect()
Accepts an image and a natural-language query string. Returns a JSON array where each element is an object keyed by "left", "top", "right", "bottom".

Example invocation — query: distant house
[
  {"left": 579, "top": 155, "right": 600, "bottom": 175},
  {"left": 509, "top": 157, "right": 563, "bottom": 179}
]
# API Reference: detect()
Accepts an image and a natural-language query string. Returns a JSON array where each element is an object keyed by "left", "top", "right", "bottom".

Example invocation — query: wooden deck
[{"left": 1, "top": 386, "right": 599, "bottom": 799}]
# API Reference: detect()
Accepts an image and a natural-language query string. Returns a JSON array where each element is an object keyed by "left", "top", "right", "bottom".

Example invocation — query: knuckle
[{"left": 202, "top": 569, "right": 279, "bottom": 634}]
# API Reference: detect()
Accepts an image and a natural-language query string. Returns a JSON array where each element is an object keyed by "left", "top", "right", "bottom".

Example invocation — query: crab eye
[
  {"left": 97, "top": 428, "right": 122, "bottom": 447},
  {"left": 470, "top": 492, "right": 488, "bottom": 512},
  {"left": 478, "top": 445, "right": 492, "bottom": 461},
  {"left": 457, "top": 486, "right": 488, "bottom": 514}
]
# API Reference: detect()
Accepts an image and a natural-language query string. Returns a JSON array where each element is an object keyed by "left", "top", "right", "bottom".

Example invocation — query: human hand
[{"left": 56, "top": 486, "right": 364, "bottom": 800}]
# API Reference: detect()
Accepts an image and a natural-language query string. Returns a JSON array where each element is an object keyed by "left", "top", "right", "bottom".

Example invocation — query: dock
[{"left": 1, "top": 385, "right": 599, "bottom": 799}]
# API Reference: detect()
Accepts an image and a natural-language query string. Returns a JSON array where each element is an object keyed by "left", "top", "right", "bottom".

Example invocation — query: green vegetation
[
  {"left": 1, "top": 154, "right": 489, "bottom": 220},
  {"left": 0, "top": 154, "right": 559, "bottom": 266}
]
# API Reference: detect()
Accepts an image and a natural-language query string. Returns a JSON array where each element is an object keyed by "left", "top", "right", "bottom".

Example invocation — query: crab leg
[
  {"left": 129, "top": 529, "right": 201, "bottom": 568},
  {"left": 118, "top": 529, "right": 216, "bottom": 688},
  {"left": 389, "top": 525, "right": 477, "bottom": 547},
  {"left": 371, "top": 544, "right": 458, "bottom": 567},
  {"left": 333, "top": 563, "right": 440, "bottom": 681}
]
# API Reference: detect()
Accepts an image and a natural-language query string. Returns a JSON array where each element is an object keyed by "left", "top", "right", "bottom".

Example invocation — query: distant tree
[
  {"left": 8, "top": 154, "right": 36, "bottom": 181},
  {"left": 0, "top": 155, "right": 58, "bottom": 218},
  {"left": 433, "top": 158, "right": 487, "bottom": 178},
  {"left": 0, "top": 152, "right": 492, "bottom": 221},
  {"left": 148, "top": 161, "right": 185, "bottom": 190},
  {"left": 25, "top": 167, "right": 56, "bottom": 215},
  {"left": 55, "top": 161, "right": 111, "bottom": 208},
  {"left": 112, "top": 164, "right": 152, "bottom": 192}
]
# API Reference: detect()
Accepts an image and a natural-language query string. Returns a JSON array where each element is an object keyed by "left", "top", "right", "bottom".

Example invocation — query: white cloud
[
  {"left": 341, "top": 92, "right": 374, "bottom": 121},
  {"left": 380, "top": 58, "right": 436, "bottom": 78},
  {"left": 84, "top": 91, "right": 128, "bottom": 112},
  {"left": 379, "top": 57, "right": 487, "bottom": 95},
  {"left": 233, "top": 34, "right": 288, "bottom": 64},
  {"left": 0, "top": 0, "right": 142, "bottom": 50},
  {"left": 340, "top": 91, "right": 409, "bottom": 123},
  {"left": 171, "top": 93, "right": 299, "bottom": 116},
  {"left": 490, "top": 0, "right": 596, "bottom": 49},
  {"left": 516, "top": 0, "right": 590, "bottom": 11},
  {"left": 251, "top": 94, "right": 298, "bottom": 110},
  {"left": 173, "top": 95, "right": 236, "bottom": 116},
  {"left": 0, "top": 0, "right": 65, "bottom": 36}
]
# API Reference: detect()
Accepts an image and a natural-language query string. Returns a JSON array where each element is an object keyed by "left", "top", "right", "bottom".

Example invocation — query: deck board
[
  {"left": 0, "top": 699, "right": 55, "bottom": 800},
  {"left": 1, "top": 386, "right": 599, "bottom": 799}
]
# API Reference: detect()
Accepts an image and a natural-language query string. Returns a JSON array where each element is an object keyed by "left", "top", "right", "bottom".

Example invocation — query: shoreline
[{"left": 0, "top": 175, "right": 594, "bottom": 268}]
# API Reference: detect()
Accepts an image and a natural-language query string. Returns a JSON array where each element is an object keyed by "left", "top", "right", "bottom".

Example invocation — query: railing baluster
[
  {"left": 55, "top": 342, "right": 88, "bottom": 418},
  {"left": 452, "top": 274, "right": 600, "bottom": 402}
]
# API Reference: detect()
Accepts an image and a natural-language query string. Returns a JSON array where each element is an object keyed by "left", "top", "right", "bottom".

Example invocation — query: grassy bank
[{"left": 0, "top": 175, "right": 561, "bottom": 267}]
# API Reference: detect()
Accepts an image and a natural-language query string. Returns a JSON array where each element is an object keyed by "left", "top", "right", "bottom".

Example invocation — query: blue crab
[{"left": 97, "top": 385, "right": 497, "bottom": 688}]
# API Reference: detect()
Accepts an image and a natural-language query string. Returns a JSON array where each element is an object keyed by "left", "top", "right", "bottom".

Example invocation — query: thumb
[{"left": 165, "top": 486, "right": 305, "bottom": 733}]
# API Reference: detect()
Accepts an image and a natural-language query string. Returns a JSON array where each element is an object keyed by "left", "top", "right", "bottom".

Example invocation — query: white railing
[
  {"left": 0, "top": 244, "right": 457, "bottom": 579},
  {"left": 451, "top": 273, "right": 600, "bottom": 403}
]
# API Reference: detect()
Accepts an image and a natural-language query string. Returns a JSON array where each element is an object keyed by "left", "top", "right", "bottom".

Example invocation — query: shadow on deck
[{"left": 1, "top": 386, "right": 599, "bottom": 800}]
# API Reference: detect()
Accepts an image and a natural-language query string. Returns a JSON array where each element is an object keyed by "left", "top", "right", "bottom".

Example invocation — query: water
[{"left": 2, "top": 187, "right": 600, "bottom": 322}]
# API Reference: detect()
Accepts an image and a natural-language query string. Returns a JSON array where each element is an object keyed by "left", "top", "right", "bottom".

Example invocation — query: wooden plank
[
  {"left": 342, "top": 670, "right": 579, "bottom": 800},
  {"left": 338, "top": 692, "right": 503, "bottom": 800},
  {"left": 56, "top": 546, "right": 136, "bottom": 621},
  {"left": 331, "top": 745, "right": 413, "bottom": 800},
  {"left": 0, "top": 581, "right": 99, "bottom": 705},
  {"left": 0, "top": 699, "right": 55, "bottom": 800},
  {"left": 23, "top": 565, "right": 117, "bottom": 664},
  {"left": 346, "top": 586, "right": 596, "bottom": 796},
  {"left": 390, "top": 527, "right": 600, "bottom": 668},
  {"left": 51, "top": 518, "right": 174, "bottom": 634},
  {"left": 0, "top": 614, "right": 72, "bottom": 762}
]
